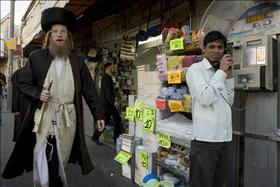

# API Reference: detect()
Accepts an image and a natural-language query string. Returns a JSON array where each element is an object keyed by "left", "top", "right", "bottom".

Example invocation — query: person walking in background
[
  {"left": 92, "top": 62, "right": 122, "bottom": 145},
  {"left": 186, "top": 31, "right": 234, "bottom": 187},
  {"left": 2, "top": 7, "right": 105, "bottom": 187},
  {"left": 11, "top": 45, "right": 41, "bottom": 142},
  {"left": 0, "top": 72, "right": 6, "bottom": 125}
]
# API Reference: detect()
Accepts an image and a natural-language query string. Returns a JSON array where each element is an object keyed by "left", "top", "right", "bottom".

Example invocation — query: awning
[
  {"left": 21, "top": 0, "right": 69, "bottom": 47},
  {"left": 64, "top": 0, "right": 97, "bottom": 17},
  {"left": 21, "top": 0, "right": 98, "bottom": 47}
]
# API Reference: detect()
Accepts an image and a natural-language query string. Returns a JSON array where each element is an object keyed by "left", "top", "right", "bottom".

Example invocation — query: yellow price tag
[
  {"left": 140, "top": 151, "right": 148, "bottom": 169},
  {"left": 134, "top": 99, "right": 144, "bottom": 121},
  {"left": 170, "top": 38, "right": 184, "bottom": 51},
  {"left": 169, "top": 100, "right": 185, "bottom": 112},
  {"left": 114, "top": 150, "right": 132, "bottom": 164},
  {"left": 143, "top": 107, "right": 156, "bottom": 133},
  {"left": 157, "top": 133, "right": 171, "bottom": 148},
  {"left": 168, "top": 70, "right": 182, "bottom": 84},
  {"left": 125, "top": 107, "right": 135, "bottom": 121}
]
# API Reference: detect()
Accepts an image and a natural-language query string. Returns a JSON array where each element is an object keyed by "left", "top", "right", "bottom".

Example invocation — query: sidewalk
[{"left": 0, "top": 98, "right": 137, "bottom": 187}]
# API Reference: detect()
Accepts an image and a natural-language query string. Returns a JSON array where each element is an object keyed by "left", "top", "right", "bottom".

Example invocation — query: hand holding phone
[{"left": 219, "top": 54, "right": 233, "bottom": 74}]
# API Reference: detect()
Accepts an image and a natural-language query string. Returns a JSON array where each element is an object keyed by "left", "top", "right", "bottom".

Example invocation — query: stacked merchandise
[
  {"left": 134, "top": 146, "right": 155, "bottom": 186},
  {"left": 122, "top": 95, "right": 141, "bottom": 180},
  {"left": 134, "top": 68, "right": 161, "bottom": 184},
  {"left": 119, "top": 67, "right": 163, "bottom": 185},
  {"left": 121, "top": 134, "right": 142, "bottom": 180},
  {"left": 153, "top": 27, "right": 204, "bottom": 186}
]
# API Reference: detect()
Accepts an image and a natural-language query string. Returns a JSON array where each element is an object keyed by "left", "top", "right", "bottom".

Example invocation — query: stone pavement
[{"left": 0, "top": 98, "right": 138, "bottom": 187}]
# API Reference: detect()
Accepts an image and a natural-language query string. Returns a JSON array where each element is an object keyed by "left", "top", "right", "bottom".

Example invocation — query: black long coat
[
  {"left": 11, "top": 68, "right": 30, "bottom": 142},
  {"left": 2, "top": 48, "right": 104, "bottom": 179}
]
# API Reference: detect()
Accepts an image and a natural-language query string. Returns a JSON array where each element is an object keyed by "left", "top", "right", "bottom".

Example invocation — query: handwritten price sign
[
  {"left": 168, "top": 70, "right": 182, "bottom": 84},
  {"left": 140, "top": 151, "right": 148, "bottom": 169},
  {"left": 114, "top": 150, "right": 132, "bottom": 164},
  {"left": 143, "top": 107, "right": 156, "bottom": 133},
  {"left": 169, "top": 100, "right": 185, "bottom": 112},
  {"left": 157, "top": 133, "right": 171, "bottom": 148},
  {"left": 170, "top": 38, "right": 184, "bottom": 51},
  {"left": 125, "top": 107, "right": 135, "bottom": 121},
  {"left": 134, "top": 99, "right": 144, "bottom": 121}
]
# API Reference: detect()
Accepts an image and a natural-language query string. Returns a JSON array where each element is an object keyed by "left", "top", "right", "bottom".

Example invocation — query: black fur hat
[
  {"left": 41, "top": 7, "right": 76, "bottom": 32},
  {"left": 23, "top": 45, "right": 41, "bottom": 58}
]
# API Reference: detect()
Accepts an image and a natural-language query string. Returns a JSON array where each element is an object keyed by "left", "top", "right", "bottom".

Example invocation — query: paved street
[{"left": 0, "top": 98, "right": 138, "bottom": 187}]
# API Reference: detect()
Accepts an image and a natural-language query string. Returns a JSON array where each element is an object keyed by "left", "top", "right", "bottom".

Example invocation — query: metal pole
[{"left": 6, "top": 0, "right": 15, "bottom": 111}]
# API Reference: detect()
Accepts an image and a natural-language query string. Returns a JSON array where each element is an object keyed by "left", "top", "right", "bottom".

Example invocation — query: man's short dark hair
[
  {"left": 203, "top": 31, "right": 227, "bottom": 48},
  {"left": 104, "top": 62, "right": 112, "bottom": 70}
]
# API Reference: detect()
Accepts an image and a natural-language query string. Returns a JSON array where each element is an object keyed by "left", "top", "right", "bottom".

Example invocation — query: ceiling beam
[{"left": 67, "top": 3, "right": 92, "bottom": 7}]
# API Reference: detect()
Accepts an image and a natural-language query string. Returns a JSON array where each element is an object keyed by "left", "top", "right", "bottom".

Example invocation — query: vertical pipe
[
  {"left": 277, "top": 33, "right": 280, "bottom": 187},
  {"left": 6, "top": 0, "right": 15, "bottom": 111}
]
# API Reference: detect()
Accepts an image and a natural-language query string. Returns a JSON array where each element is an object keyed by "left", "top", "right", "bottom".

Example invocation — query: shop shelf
[
  {"left": 156, "top": 159, "right": 188, "bottom": 178},
  {"left": 171, "top": 136, "right": 191, "bottom": 147}
]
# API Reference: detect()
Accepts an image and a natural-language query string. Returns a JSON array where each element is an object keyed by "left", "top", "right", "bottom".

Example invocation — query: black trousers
[
  {"left": 190, "top": 140, "right": 230, "bottom": 187},
  {"left": 93, "top": 105, "right": 122, "bottom": 141},
  {"left": 46, "top": 136, "right": 63, "bottom": 187}
]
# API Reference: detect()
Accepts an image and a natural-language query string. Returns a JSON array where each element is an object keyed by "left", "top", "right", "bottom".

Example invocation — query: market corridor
[{"left": 0, "top": 98, "right": 137, "bottom": 187}]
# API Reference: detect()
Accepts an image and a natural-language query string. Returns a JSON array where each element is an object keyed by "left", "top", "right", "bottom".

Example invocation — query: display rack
[{"left": 154, "top": 34, "right": 202, "bottom": 186}]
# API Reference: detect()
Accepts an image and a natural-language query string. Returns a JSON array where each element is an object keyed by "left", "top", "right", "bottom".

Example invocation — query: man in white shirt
[{"left": 186, "top": 31, "right": 234, "bottom": 187}]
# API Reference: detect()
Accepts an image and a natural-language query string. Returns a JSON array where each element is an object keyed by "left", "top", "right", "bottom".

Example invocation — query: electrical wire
[{"left": 220, "top": 92, "right": 247, "bottom": 112}]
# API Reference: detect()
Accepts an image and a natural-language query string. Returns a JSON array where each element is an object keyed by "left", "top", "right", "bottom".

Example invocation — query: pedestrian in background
[
  {"left": 11, "top": 45, "right": 41, "bottom": 142},
  {"left": 2, "top": 7, "right": 105, "bottom": 187},
  {"left": 186, "top": 31, "right": 234, "bottom": 187},
  {"left": 92, "top": 62, "right": 122, "bottom": 145},
  {"left": 0, "top": 72, "right": 6, "bottom": 125}
]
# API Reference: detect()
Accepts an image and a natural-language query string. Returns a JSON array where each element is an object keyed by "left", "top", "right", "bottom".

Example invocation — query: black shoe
[{"left": 93, "top": 139, "right": 103, "bottom": 145}]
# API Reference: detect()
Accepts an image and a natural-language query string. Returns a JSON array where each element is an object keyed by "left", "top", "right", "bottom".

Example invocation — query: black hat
[
  {"left": 87, "top": 48, "right": 98, "bottom": 63},
  {"left": 23, "top": 45, "right": 41, "bottom": 58},
  {"left": 41, "top": 7, "right": 76, "bottom": 32}
]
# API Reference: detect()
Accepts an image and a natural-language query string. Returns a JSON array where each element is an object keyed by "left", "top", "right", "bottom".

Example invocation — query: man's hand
[
  {"left": 40, "top": 89, "right": 50, "bottom": 102},
  {"left": 226, "top": 68, "right": 233, "bottom": 79},
  {"left": 219, "top": 54, "right": 233, "bottom": 79},
  {"left": 96, "top": 120, "right": 105, "bottom": 132}
]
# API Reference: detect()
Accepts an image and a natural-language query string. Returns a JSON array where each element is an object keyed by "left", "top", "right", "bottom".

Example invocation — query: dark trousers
[
  {"left": 190, "top": 140, "right": 230, "bottom": 187},
  {"left": 93, "top": 105, "right": 122, "bottom": 141},
  {"left": 46, "top": 136, "right": 63, "bottom": 187}
]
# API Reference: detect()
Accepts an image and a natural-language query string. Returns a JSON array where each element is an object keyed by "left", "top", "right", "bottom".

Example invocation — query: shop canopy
[{"left": 21, "top": 0, "right": 97, "bottom": 47}]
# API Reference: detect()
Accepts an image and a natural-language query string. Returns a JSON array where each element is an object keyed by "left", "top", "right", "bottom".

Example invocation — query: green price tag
[
  {"left": 114, "top": 150, "right": 132, "bottom": 164},
  {"left": 143, "top": 107, "right": 156, "bottom": 133},
  {"left": 157, "top": 133, "right": 171, "bottom": 148},
  {"left": 134, "top": 99, "right": 144, "bottom": 121},
  {"left": 140, "top": 151, "right": 148, "bottom": 169},
  {"left": 125, "top": 107, "right": 135, "bottom": 121},
  {"left": 170, "top": 38, "right": 184, "bottom": 51}
]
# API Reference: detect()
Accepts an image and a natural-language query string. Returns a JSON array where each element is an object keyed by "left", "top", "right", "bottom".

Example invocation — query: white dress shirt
[
  {"left": 186, "top": 58, "right": 234, "bottom": 142},
  {"left": 55, "top": 57, "right": 64, "bottom": 79}
]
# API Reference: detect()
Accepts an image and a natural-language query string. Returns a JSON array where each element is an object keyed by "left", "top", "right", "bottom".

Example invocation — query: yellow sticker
[
  {"left": 5, "top": 37, "right": 17, "bottom": 50},
  {"left": 157, "top": 133, "right": 171, "bottom": 149},
  {"left": 125, "top": 107, "right": 135, "bottom": 121},
  {"left": 134, "top": 99, "right": 144, "bottom": 121},
  {"left": 114, "top": 150, "right": 132, "bottom": 165},
  {"left": 168, "top": 70, "right": 182, "bottom": 84},
  {"left": 170, "top": 38, "right": 184, "bottom": 51},
  {"left": 169, "top": 100, "right": 185, "bottom": 112},
  {"left": 143, "top": 107, "right": 156, "bottom": 133},
  {"left": 140, "top": 151, "right": 148, "bottom": 169}
]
